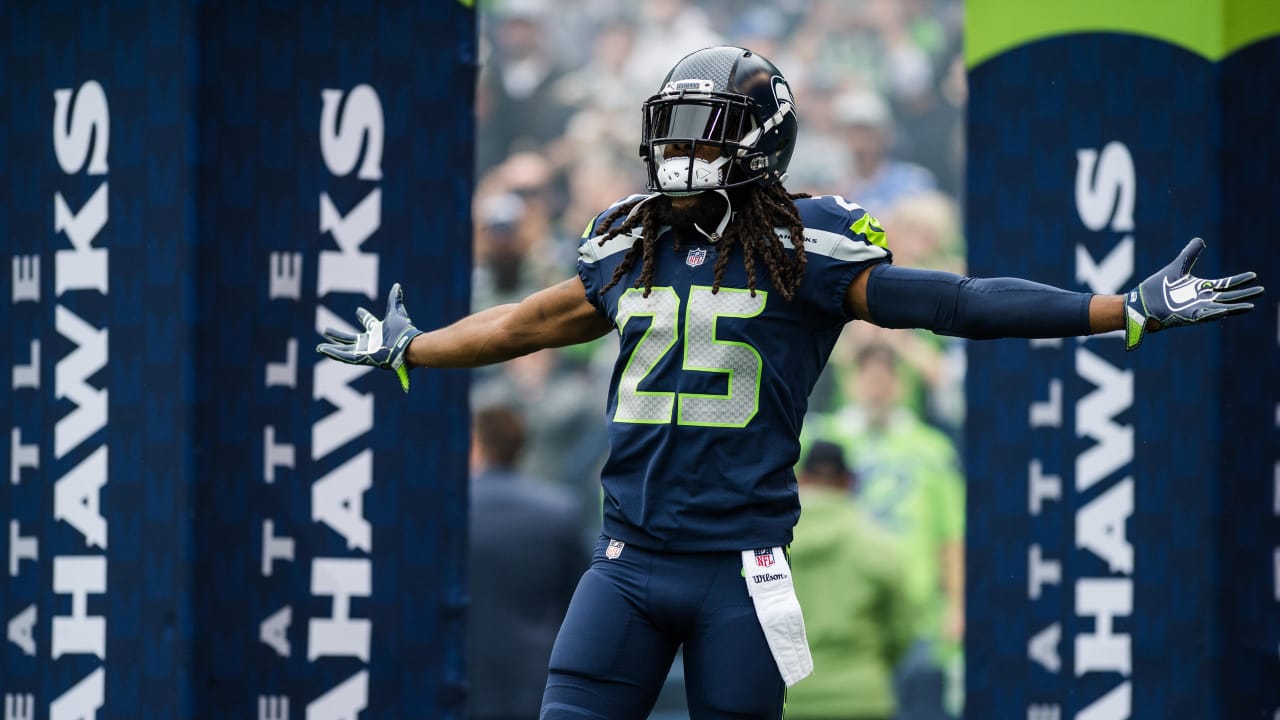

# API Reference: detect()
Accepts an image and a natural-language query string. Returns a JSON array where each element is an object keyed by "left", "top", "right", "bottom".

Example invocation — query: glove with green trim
[
  {"left": 316, "top": 283, "right": 424, "bottom": 392},
  {"left": 1125, "top": 238, "right": 1263, "bottom": 350}
]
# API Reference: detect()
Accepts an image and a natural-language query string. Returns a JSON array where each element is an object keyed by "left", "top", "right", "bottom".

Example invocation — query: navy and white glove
[
  {"left": 1125, "top": 238, "right": 1263, "bottom": 350},
  {"left": 316, "top": 283, "right": 424, "bottom": 392}
]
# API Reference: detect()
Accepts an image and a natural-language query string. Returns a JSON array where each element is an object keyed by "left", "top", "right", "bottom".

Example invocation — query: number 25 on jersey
[{"left": 614, "top": 285, "right": 765, "bottom": 428}]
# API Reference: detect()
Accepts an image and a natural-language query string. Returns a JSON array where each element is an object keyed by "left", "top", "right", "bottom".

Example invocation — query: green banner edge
[{"left": 967, "top": 0, "right": 1280, "bottom": 68}]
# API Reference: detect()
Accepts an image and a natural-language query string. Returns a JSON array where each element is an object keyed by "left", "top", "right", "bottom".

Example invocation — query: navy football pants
[{"left": 541, "top": 536, "right": 785, "bottom": 719}]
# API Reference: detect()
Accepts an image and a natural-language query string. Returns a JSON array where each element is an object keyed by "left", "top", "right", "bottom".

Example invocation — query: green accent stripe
[
  {"left": 1224, "top": 2, "right": 1280, "bottom": 58},
  {"left": 967, "top": 0, "right": 1280, "bottom": 68},
  {"left": 850, "top": 213, "right": 888, "bottom": 249}
]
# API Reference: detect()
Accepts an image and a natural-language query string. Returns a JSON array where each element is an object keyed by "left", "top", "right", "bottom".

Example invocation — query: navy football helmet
[{"left": 640, "top": 46, "right": 798, "bottom": 196}]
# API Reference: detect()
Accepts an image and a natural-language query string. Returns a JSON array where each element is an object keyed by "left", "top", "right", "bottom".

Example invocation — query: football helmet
[{"left": 640, "top": 46, "right": 798, "bottom": 196}]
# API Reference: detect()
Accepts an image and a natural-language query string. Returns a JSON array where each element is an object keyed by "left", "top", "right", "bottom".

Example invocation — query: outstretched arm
[
  {"left": 316, "top": 277, "right": 614, "bottom": 391},
  {"left": 845, "top": 238, "right": 1261, "bottom": 347},
  {"left": 846, "top": 264, "right": 1122, "bottom": 336},
  {"left": 405, "top": 277, "right": 613, "bottom": 368}
]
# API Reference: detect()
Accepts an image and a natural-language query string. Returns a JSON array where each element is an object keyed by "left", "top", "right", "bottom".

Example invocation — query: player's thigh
[
  {"left": 682, "top": 566, "right": 784, "bottom": 718},
  {"left": 542, "top": 547, "right": 678, "bottom": 719}
]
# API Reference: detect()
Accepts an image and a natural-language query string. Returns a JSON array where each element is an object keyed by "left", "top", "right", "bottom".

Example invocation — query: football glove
[
  {"left": 1125, "top": 238, "right": 1263, "bottom": 350},
  {"left": 316, "top": 283, "right": 424, "bottom": 392}
]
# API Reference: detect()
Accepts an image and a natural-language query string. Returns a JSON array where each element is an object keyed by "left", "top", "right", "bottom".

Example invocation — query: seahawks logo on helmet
[{"left": 772, "top": 75, "right": 792, "bottom": 107}]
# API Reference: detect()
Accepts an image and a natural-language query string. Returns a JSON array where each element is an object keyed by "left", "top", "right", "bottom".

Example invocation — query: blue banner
[
  {"left": 1, "top": 2, "right": 475, "bottom": 718},
  {"left": 1216, "top": 37, "right": 1280, "bottom": 719},
  {"left": 966, "top": 27, "right": 1280, "bottom": 720},
  {"left": 1, "top": 3, "right": 199, "bottom": 717}
]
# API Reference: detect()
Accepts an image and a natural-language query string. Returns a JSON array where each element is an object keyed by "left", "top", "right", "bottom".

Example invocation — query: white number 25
[{"left": 614, "top": 285, "right": 766, "bottom": 428}]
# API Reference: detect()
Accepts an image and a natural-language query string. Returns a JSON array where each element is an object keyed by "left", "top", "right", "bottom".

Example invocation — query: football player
[{"left": 317, "top": 46, "right": 1262, "bottom": 719}]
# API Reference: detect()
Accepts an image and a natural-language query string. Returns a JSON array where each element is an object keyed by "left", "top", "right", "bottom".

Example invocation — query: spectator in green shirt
[
  {"left": 788, "top": 441, "right": 914, "bottom": 720},
  {"left": 803, "top": 342, "right": 965, "bottom": 719}
]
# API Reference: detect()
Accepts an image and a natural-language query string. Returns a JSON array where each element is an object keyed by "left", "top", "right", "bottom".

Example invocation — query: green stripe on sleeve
[{"left": 850, "top": 213, "right": 888, "bottom": 249}]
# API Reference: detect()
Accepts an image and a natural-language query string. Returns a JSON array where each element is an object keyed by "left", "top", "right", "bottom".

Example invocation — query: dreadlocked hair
[{"left": 593, "top": 184, "right": 812, "bottom": 302}]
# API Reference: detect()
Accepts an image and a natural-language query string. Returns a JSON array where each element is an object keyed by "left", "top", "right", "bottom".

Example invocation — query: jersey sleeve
[
  {"left": 794, "top": 195, "right": 893, "bottom": 323},
  {"left": 576, "top": 213, "right": 608, "bottom": 312},
  {"left": 576, "top": 194, "right": 650, "bottom": 314}
]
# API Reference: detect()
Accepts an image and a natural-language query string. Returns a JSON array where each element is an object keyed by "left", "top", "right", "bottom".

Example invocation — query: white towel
[{"left": 741, "top": 547, "right": 813, "bottom": 687}]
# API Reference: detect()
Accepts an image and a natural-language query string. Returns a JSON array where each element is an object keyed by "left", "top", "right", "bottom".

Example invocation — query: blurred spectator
[
  {"left": 560, "top": 154, "right": 643, "bottom": 244},
  {"left": 881, "top": 192, "right": 962, "bottom": 272},
  {"left": 727, "top": 5, "right": 792, "bottom": 69},
  {"left": 624, "top": 0, "right": 725, "bottom": 92},
  {"left": 835, "top": 319, "right": 967, "bottom": 448},
  {"left": 478, "top": 0, "right": 574, "bottom": 176},
  {"left": 550, "top": 20, "right": 641, "bottom": 117},
  {"left": 788, "top": 441, "right": 914, "bottom": 720},
  {"left": 865, "top": 0, "right": 937, "bottom": 102},
  {"left": 471, "top": 191, "right": 543, "bottom": 312},
  {"left": 546, "top": 22, "right": 647, "bottom": 185},
  {"left": 803, "top": 343, "right": 964, "bottom": 720},
  {"left": 786, "top": 72, "right": 855, "bottom": 194},
  {"left": 891, "top": 44, "right": 965, "bottom": 199},
  {"left": 471, "top": 349, "right": 610, "bottom": 551},
  {"left": 485, "top": 152, "right": 571, "bottom": 288},
  {"left": 836, "top": 89, "right": 937, "bottom": 214},
  {"left": 468, "top": 405, "right": 587, "bottom": 720}
]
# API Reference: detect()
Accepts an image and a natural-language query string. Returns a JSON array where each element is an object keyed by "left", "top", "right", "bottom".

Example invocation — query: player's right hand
[
  {"left": 316, "top": 283, "right": 423, "bottom": 392},
  {"left": 1124, "top": 238, "right": 1263, "bottom": 350}
]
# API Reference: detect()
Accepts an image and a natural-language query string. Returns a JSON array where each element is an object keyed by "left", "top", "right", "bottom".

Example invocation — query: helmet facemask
[{"left": 641, "top": 84, "right": 768, "bottom": 196}]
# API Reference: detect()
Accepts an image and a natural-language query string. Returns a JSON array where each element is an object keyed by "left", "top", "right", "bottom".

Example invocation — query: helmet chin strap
[
  {"left": 623, "top": 193, "right": 660, "bottom": 224},
  {"left": 691, "top": 189, "right": 732, "bottom": 243},
  {"left": 628, "top": 188, "right": 733, "bottom": 244}
]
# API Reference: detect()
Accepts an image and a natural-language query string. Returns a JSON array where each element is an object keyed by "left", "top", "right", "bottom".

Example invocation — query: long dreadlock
[{"left": 593, "top": 184, "right": 812, "bottom": 302}]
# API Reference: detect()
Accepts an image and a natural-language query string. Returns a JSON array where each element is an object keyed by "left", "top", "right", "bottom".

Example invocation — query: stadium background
[{"left": 0, "top": 0, "right": 1276, "bottom": 718}]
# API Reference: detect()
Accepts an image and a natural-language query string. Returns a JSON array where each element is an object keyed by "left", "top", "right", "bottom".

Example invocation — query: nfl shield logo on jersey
[
  {"left": 754, "top": 548, "right": 775, "bottom": 567},
  {"left": 686, "top": 248, "right": 707, "bottom": 268},
  {"left": 606, "top": 539, "right": 625, "bottom": 559}
]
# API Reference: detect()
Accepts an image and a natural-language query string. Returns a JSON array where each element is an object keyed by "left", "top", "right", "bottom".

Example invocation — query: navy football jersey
[{"left": 576, "top": 194, "right": 891, "bottom": 551}]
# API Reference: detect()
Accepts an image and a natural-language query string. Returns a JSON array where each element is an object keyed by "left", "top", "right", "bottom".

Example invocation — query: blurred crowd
[{"left": 466, "top": 1, "right": 968, "bottom": 719}]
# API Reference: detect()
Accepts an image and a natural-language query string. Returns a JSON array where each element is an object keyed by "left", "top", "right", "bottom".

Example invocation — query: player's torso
[
  {"left": 594, "top": 242, "right": 819, "bottom": 550},
  {"left": 578, "top": 195, "right": 890, "bottom": 551}
]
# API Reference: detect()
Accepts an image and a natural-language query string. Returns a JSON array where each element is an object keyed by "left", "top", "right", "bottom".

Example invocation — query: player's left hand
[
  {"left": 316, "top": 283, "right": 424, "bottom": 392},
  {"left": 1125, "top": 238, "right": 1264, "bottom": 350}
]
